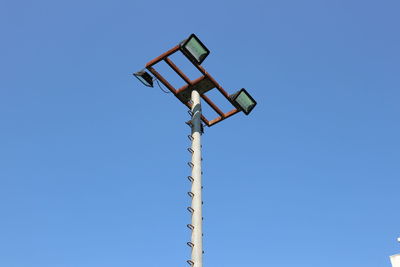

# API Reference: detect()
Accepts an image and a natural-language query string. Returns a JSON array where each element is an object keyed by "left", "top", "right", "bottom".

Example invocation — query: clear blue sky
[{"left": 0, "top": 0, "right": 399, "bottom": 266}]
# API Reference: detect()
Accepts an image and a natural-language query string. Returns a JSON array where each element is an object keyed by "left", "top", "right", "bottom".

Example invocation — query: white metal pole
[
  {"left": 188, "top": 90, "right": 203, "bottom": 267},
  {"left": 391, "top": 255, "right": 400, "bottom": 267},
  {"left": 390, "top": 238, "right": 400, "bottom": 267}
]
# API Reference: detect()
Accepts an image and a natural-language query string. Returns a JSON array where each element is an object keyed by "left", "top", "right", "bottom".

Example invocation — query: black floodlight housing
[
  {"left": 133, "top": 70, "right": 153, "bottom": 87},
  {"left": 230, "top": 88, "right": 257, "bottom": 115},
  {"left": 180, "top": 34, "right": 210, "bottom": 65}
]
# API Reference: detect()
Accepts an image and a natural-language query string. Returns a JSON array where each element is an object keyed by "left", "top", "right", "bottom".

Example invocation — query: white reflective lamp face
[
  {"left": 137, "top": 75, "right": 152, "bottom": 87},
  {"left": 235, "top": 91, "right": 256, "bottom": 114},
  {"left": 185, "top": 37, "right": 208, "bottom": 63}
]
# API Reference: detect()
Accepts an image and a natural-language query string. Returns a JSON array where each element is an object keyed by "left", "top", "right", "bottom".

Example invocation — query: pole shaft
[{"left": 190, "top": 90, "right": 203, "bottom": 267}]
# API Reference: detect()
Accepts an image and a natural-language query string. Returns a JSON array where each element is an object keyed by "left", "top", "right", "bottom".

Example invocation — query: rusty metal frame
[{"left": 145, "top": 45, "right": 240, "bottom": 127}]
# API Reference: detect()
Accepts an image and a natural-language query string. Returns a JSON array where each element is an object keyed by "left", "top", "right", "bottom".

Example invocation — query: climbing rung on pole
[
  {"left": 187, "top": 224, "right": 194, "bottom": 230},
  {"left": 187, "top": 162, "right": 194, "bottom": 168},
  {"left": 187, "top": 242, "right": 194, "bottom": 248},
  {"left": 187, "top": 176, "right": 194, "bottom": 182},
  {"left": 187, "top": 207, "right": 194, "bottom": 213},
  {"left": 188, "top": 192, "right": 194, "bottom": 198}
]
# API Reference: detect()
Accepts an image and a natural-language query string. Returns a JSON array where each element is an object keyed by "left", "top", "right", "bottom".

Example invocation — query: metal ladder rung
[
  {"left": 187, "top": 162, "right": 194, "bottom": 168},
  {"left": 187, "top": 260, "right": 194, "bottom": 266},
  {"left": 187, "top": 224, "right": 194, "bottom": 230},
  {"left": 187, "top": 176, "right": 194, "bottom": 182},
  {"left": 188, "top": 192, "right": 194, "bottom": 198},
  {"left": 187, "top": 242, "right": 194, "bottom": 248},
  {"left": 187, "top": 148, "right": 194, "bottom": 153},
  {"left": 188, "top": 135, "right": 194, "bottom": 141},
  {"left": 187, "top": 207, "right": 194, "bottom": 213}
]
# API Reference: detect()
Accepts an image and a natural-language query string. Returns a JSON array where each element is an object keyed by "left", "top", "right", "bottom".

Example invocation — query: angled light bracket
[{"left": 133, "top": 70, "right": 154, "bottom": 87}]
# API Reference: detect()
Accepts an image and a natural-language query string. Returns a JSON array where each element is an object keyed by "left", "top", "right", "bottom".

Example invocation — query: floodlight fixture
[
  {"left": 230, "top": 88, "right": 257, "bottom": 115},
  {"left": 180, "top": 34, "right": 210, "bottom": 65},
  {"left": 133, "top": 70, "right": 153, "bottom": 87}
]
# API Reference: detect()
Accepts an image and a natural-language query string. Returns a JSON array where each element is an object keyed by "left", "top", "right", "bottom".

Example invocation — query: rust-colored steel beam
[
  {"left": 176, "top": 75, "right": 215, "bottom": 103},
  {"left": 164, "top": 58, "right": 192, "bottom": 85},
  {"left": 205, "top": 74, "right": 230, "bottom": 99},
  {"left": 192, "top": 62, "right": 207, "bottom": 76},
  {"left": 147, "top": 66, "right": 177, "bottom": 94},
  {"left": 144, "top": 45, "right": 241, "bottom": 127},
  {"left": 208, "top": 108, "right": 240, "bottom": 126},
  {"left": 145, "top": 45, "right": 180, "bottom": 68},
  {"left": 201, "top": 94, "right": 224, "bottom": 117},
  {"left": 201, "top": 115, "right": 210, "bottom": 126},
  {"left": 190, "top": 61, "right": 231, "bottom": 101},
  {"left": 175, "top": 76, "right": 207, "bottom": 95}
]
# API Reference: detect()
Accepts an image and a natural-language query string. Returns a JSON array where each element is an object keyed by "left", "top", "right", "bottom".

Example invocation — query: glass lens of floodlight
[
  {"left": 235, "top": 91, "right": 256, "bottom": 113},
  {"left": 185, "top": 37, "right": 208, "bottom": 63}
]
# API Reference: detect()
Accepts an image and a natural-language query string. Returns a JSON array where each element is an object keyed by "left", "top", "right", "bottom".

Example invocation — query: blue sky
[{"left": 0, "top": 0, "right": 399, "bottom": 266}]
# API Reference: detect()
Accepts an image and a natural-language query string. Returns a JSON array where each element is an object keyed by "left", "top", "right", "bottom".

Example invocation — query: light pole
[
  {"left": 188, "top": 90, "right": 203, "bottom": 266},
  {"left": 391, "top": 238, "right": 400, "bottom": 267},
  {"left": 134, "top": 33, "right": 257, "bottom": 267}
]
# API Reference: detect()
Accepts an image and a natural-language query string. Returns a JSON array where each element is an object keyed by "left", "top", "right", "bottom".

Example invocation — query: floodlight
[
  {"left": 230, "top": 88, "right": 257, "bottom": 115},
  {"left": 180, "top": 34, "right": 210, "bottom": 65},
  {"left": 133, "top": 70, "right": 153, "bottom": 87}
]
